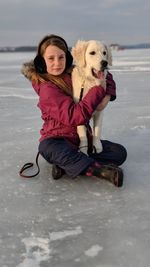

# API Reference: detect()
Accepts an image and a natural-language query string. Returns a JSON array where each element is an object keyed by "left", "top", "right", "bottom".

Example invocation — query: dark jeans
[{"left": 39, "top": 137, "right": 127, "bottom": 178}]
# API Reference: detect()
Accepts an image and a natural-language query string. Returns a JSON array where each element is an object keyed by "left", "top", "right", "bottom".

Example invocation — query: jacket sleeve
[
  {"left": 106, "top": 72, "right": 116, "bottom": 101},
  {"left": 39, "top": 82, "right": 105, "bottom": 126}
]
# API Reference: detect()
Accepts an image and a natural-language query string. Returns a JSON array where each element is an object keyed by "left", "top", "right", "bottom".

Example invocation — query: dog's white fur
[{"left": 71, "top": 40, "right": 112, "bottom": 154}]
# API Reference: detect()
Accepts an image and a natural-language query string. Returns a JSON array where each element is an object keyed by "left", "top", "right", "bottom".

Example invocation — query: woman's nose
[{"left": 54, "top": 58, "right": 60, "bottom": 65}]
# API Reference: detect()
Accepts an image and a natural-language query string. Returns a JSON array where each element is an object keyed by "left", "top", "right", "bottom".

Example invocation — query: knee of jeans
[
  {"left": 38, "top": 143, "right": 51, "bottom": 163},
  {"left": 118, "top": 145, "right": 127, "bottom": 165}
]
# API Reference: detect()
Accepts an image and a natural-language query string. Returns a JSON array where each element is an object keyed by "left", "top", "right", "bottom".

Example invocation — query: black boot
[
  {"left": 52, "top": 165, "right": 65, "bottom": 180},
  {"left": 86, "top": 163, "right": 123, "bottom": 187},
  {"left": 98, "top": 165, "right": 123, "bottom": 187}
]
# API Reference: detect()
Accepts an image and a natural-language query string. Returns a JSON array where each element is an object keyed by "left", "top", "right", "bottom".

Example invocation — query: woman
[{"left": 21, "top": 34, "right": 127, "bottom": 187}]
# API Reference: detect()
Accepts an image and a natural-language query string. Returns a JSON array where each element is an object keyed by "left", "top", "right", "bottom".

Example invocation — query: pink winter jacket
[{"left": 21, "top": 59, "right": 116, "bottom": 148}]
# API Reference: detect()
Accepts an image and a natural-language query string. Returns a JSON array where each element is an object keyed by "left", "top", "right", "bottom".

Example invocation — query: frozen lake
[{"left": 0, "top": 49, "right": 150, "bottom": 267}]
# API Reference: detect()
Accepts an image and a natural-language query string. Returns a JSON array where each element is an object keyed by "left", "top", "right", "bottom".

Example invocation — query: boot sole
[{"left": 114, "top": 168, "right": 123, "bottom": 187}]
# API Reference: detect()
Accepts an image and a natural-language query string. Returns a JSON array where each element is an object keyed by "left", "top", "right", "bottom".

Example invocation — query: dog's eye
[
  {"left": 103, "top": 51, "right": 107, "bottom": 55},
  {"left": 89, "top": 51, "right": 96, "bottom": 55}
]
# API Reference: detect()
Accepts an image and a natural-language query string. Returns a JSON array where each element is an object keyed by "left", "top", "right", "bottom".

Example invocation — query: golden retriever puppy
[{"left": 71, "top": 40, "right": 112, "bottom": 154}]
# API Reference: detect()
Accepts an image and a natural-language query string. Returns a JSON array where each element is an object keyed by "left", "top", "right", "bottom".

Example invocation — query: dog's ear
[
  {"left": 71, "top": 40, "right": 88, "bottom": 67},
  {"left": 107, "top": 45, "right": 112, "bottom": 66}
]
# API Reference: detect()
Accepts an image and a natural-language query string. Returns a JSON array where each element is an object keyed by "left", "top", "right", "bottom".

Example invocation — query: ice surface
[{"left": 0, "top": 49, "right": 150, "bottom": 267}]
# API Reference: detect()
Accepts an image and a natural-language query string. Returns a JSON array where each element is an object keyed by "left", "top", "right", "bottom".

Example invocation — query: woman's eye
[{"left": 89, "top": 51, "right": 96, "bottom": 55}]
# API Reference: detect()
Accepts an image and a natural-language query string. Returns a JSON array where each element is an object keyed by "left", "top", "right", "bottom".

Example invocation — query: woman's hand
[
  {"left": 106, "top": 72, "right": 116, "bottom": 101},
  {"left": 96, "top": 95, "right": 111, "bottom": 111}
]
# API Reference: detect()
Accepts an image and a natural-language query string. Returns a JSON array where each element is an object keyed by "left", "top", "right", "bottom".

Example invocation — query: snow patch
[
  {"left": 85, "top": 244, "right": 103, "bottom": 257},
  {"left": 49, "top": 226, "right": 82, "bottom": 241},
  {"left": 17, "top": 237, "right": 51, "bottom": 267}
]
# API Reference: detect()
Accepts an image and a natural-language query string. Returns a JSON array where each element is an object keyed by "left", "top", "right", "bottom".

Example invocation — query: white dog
[{"left": 71, "top": 40, "right": 112, "bottom": 154}]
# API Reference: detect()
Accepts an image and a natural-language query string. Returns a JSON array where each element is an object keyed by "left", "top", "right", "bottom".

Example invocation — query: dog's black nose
[{"left": 101, "top": 60, "right": 108, "bottom": 70}]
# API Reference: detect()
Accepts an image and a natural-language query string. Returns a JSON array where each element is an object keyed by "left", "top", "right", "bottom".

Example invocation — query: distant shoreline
[
  {"left": 0, "top": 46, "right": 36, "bottom": 52},
  {"left": 0, "top": 43, "right": 150, "bottom": 52}
]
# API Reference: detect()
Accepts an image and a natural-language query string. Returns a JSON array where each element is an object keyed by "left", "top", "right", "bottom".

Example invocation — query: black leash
[
  {"left": 19, "top": 152, "right": 40, "bottom": 178},
  {"left": 79, "top": 86, "right": 84, "bottom": 102}
]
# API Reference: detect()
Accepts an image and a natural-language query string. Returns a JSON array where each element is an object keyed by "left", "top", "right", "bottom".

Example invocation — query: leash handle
[{"left": 19, "top": 152, "right": 40, "bottom": 178}]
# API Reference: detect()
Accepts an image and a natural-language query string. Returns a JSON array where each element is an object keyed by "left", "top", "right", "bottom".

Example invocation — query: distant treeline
[
  {"left": 110, "top": 43, "right": 150, "bottom": 50},
  {"left": 0, "top": 46, "right": 37, "bottom": 52},
  {"left": 0, "top": 43, "right": 150, "bottom": 52},
  {"left": 122, "top": 43, "right": 150, "bottom": 49}
]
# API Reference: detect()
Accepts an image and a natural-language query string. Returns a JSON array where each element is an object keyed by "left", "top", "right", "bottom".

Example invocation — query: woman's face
[{"left": 43, "top": 45, "right": 66, "bottom": 76}]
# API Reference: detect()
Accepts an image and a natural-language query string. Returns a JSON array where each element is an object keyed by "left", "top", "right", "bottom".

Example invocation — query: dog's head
[{"left": 71, "top": 40, "right": 112, "bottom": 80}]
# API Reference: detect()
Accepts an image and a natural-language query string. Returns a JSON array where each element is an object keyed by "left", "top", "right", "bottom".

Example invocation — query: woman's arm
[
  {"left": 96, "top": 72, "right": 116, "bottom": 111},
  {"left": 96, "top": 95, "right": 111, "bottom": 111},
  {"left": 39, "top": 82, "right": 106, "bottom": 126}
]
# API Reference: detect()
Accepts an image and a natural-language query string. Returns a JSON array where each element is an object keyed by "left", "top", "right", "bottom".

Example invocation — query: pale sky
[{"left": 0, "top": 0, "right": 150, "bottom": 47}]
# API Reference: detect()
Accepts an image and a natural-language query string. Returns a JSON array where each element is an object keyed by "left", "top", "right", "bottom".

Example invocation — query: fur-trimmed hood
[
  {"left": 21, "top": 60, "right": 74, "bottom": 82},
  {"left": 21, "top": 60, "right": 37, "bottom": 81}
]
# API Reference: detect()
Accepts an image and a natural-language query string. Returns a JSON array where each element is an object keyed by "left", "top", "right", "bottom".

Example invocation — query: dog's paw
[
  {"left": 79, "top": 146, "right": 88, "bottom": 154},
  {"left": 93, "top": 139, "right": 103, "bottom": 153},
  {"left": 79, "top": 138, "right": 88, "bottom": 154},
  {"left": 95, "top": 146, "right": 103, "bottom": 153}
]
